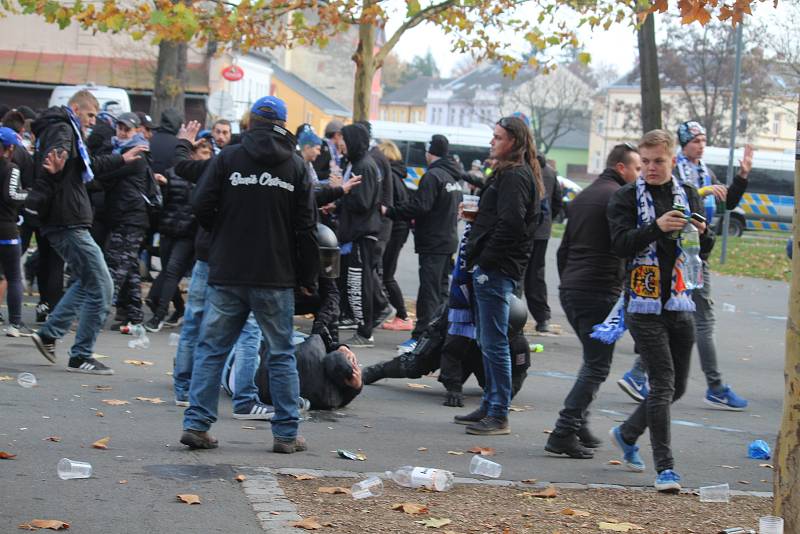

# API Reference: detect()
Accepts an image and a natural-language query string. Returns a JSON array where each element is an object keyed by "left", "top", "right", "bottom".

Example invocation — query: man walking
[
  {"left": 181, "top": 96, "right": 318, "bottom": 453},
  {"left": 544, "top": 144, "right": 641, "bottom": 459}
]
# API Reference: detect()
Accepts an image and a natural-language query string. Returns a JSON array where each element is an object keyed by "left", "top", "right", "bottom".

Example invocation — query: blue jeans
[
  {"left": 229, "top": 314, "right": 264, "bottom": 412},
  {"left": 472, "top": 266, "right": 516, "bottom": 418},
  {"left": 39, "top": 228, "right": 113, "bottom": 359},
  {"left": 183, "top": 285, "right": 299, "bottom": 439}
]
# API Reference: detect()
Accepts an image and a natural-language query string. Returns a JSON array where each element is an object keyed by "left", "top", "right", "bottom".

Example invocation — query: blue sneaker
[
  {"left": 704, "top": 385, "right": 748, "bottom": 411},
  {"left": 654, "top": 469, "right": 682, "bottom": 493},
  {"left": 609, "top": 426, "right": 645, "bottom": 472},
  {"left": 396, "top": 338, "right": 418, "bottom": 355},
  {"left": 617, "top": 371, "right": 649, "bottom": 403}
]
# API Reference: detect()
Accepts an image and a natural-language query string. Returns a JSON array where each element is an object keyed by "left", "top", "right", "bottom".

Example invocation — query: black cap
[
  {"left": 116, "top": 112, "right": 141, "bottom": 129},
  {"left": 426, "top": 134, "right": 449, "bottom": 158},
  {"left": 135, "top": 111, "right": 155, "bottom": 129}
]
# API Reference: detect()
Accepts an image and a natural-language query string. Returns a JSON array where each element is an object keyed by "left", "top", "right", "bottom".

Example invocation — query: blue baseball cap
[
  {"left": 251, "top": 96, "right": 287, "bottom": 122},
  {"left": 298, "top": 130, "right": 322, "bottom": 147},
  {"left": 0, "top": 126, "right": 21, "bottom": 148}
]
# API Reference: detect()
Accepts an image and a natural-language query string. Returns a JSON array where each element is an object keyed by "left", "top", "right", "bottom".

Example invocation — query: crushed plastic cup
[
  {"left": 722, "top": 303, "right": 736, "bottom": 313},
  {"left": 748, "top": 439, "right": 771, "bottom": 460},
  {"left": 469, "top": 455, "right": 502, "bottom": 478},
  {"left": 699, "top": 483, "right": 730, "bottom": 503},
  {"left": 351, "top": 476, "right": 383, "bottom": 499},
  {"left": 57, "top": 458, "right": 92, "bottom": 480},
  {"left": 758, "top": 516, "right": 784, "bottom": 534},
  {"left": 16, "top": 372, "right": 37, "bottom": 388},
  {"left": 169, "top": 333, "right": 181, "bottom": 346},
  {"left": 529, "top": 343, "right": 544, "bottom": 353}
]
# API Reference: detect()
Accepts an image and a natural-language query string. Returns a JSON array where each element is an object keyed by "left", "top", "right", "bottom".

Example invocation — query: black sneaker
[
  {"left": 454, "top": 406, "right": 487, "bottom": 425},
  {"left": 35, "top": 303, "right": 50, "bottom": 323},
  {"left": 535, "top": 321, "right": 550, "bottom": 333},
  {"left": 465, "top": 416, "right": 510, "bottom": 435},
  {"left": 343, "top": 333, "right": 374, "bottom": 348},
  {"left": 144, "top": 316, "right": 164, "bottom": 333},
  {"left": 232, "top": 402, "right": 275, "bottom": 420},
  {"left": 545, "top": 432, "right": 594, "bottom": 459},
  {"left": 577, "top": 425, "right": 602, "bottom": 448},
  {"left": 67, "top": 356, "right": 114, "bottom": 375},
  {"left": 32, "top": 332, "right": 57, "bottom": 363},
  {"left": 6, "top": 322, "right": 35, "bottom": 337},
  {"left": 373, "top": 304, "right": 396, "bottom": 328},
  {"left": 361, "top": 363, "right": 385, "bottom": 385},
  {"left": 338, "top": 317, "right": 358, "bottom": 330},
  {"left": 163, "top": 309, "right": 184, "bottom": 328},
  {"left": 180, "top": 429, "right": 218, "bottom": 449}
]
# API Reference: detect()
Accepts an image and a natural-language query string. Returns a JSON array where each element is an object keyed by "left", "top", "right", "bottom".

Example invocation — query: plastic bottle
[
  {"left": 385, "top": 466, "right": 454, "bottom": 492},
  {"left": 17, "top": 372, "right": 37, "bottom": 388},
  {"left": 127, "top": 325, "right": 150, "bottom": 350},
  {"left": 681, "top": 222, "right": 704, "bottom": 290}
]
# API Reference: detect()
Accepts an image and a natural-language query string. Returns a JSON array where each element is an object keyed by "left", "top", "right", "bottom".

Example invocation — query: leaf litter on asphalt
[
  {"left": 123, "top": 359, "right": 154, "bottom": 366},
  {"left": 0, "top": 451, "right": 17, "bottom": 459},
  {"left": 101, "top": 399, "right": 129, "bottom": 406},
  {"left": 134, "top": 397, "right": 165, "bottom": 404},
  {"left": 292, "top": 517, "right": 323, "bottom": 530},
  {"left": 392, "top": 503, "right": 429, "bottom": 515},
  {"left": 467, "top": 446, "right": 495, "bottom": 456},
  {"left": 91, "top": 436, "right": 111, "bottom": 449},
  {"left": 17, "top": 519, "right": 70, "bottom": 530},
  {"left": 415, "top": 517, "right": 452, "bottom": 528},
  {"left": 318, "top": 487, "right": 351, "bottom": 495},
  {"left": 177, "top": 494, "right": 201, "bottom": 505}
]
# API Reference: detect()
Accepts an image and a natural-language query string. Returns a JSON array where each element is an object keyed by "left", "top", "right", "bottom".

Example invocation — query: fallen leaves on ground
[
  {"left": 292, "top": 517, "right": 323, "bottom": 530},
  {"left": 418, "top": 447, "right": 428, "bottom": 452},
  {"left": 123, "top": 359, "right": 154, "bottom": 366},
  {"left": 177, "top": 494, "right": 201, "bottom": 505},
  {"left": 560, "top": 508, "right": 590, "bottom": 517},
  {"left": 415, "top": 517, "right": 452, "bottom": 528},
  {"left": 91, "top": 436, "right": 110, "bottom": 449},
  {"left": 94, "top": 385, "right": 112, "bottom": 391},
  {"left": 118, "top": 480, "right": 127, "bottom": 484},
  {"left": 607, "top": 460, "right": 622, "bottom": 465},
  {"left": 521, "top": 479, "right": 537, "bottom": 484},
  {"left": 43, "top": 436, "right": 61, "bottom": 442},
  {"left": 95, "top": 411, "right": 104, "bottom": 417},
  {"left": 241, "top": 425, "right": 256, "bottom": 430},
  {"left": 0, "top": 375, "right": 13, "bottom": 381},
  {"left": 760, "top": 463, "right": 774, "bottom": 469},
  {"left": 392, "top": 502, "right": 429, "bottom": 515},
  {"left": 467, "top": 446, "right": 495, "bottom": 457},
  {"left": 447, "top": 451, "right": 464, "bottom": 455},
  {"left": 407, "top": 383, "right": 431, "bottom": 389},
  {"left": 289, "top": 473, "right": 317, "bottom": 480},
  {"left": 519, "top": 486, "right": 557, "bottom": 499},
  {"left": 235, "top": 474, "right": 247, "bottom": 482},
  {"left": 18, "top": 519, "right": 70, "bottom": 530},
  {"left": 318, "top": 486, "right": 351, "bottom": 495},
  {"left": 135, "top": 396, "right": 165, "bottom": 404},
  {"left": 1, "top": 451, "right": 17, "bottom": 459},
  {"left": 598, "top": 521, "right": 644, "bottom": 531},
  {"left": 508, "top": 406, "right": 526, "bottom": 412},
  {"left": 717, "top": 465, "right": 740, "bottom": 469},
  {"left": 101, "top": 399, "right": 129, "bottom": 406}
]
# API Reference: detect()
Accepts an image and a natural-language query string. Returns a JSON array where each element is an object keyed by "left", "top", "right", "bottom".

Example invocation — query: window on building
[
  {"left": 597, "top": 119, "right": 605, "bottom": 134},
  {"left": 773, "top": 113, "right": 782, "bottom": 136}
]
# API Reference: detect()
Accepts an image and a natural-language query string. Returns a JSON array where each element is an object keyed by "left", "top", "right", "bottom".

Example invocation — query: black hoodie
[
  {"left": 386, "top": 156, "right": 462, "bottom": 255},
  {"left": 149, "top": 108, "right": 183, "bottom": 174},
  {"left": 192, "top": 122, "right": 319, "bottom": 289},
  {"left": 335, "top": 125, "right": 381, "bottom": 244}
]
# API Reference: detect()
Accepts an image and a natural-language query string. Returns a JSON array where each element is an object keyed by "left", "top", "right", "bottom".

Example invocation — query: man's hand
[
  {"left": 42, "top": 149, "right": 67, "bottom": 175},
  {"left": 701, "top": 183, "right": 728, "bottom": 201},
  {"left": 738, "top": 143, "right": 754, "bottom": 179},
  {"left": 154, "top": 173, "right": 168, "bottom": 185},
  {"left": 328, "top": 173, "right": 342, "bottom": 188},
  {"left": 122, "top": 144, "right": 148, "bottom": 163},
  {"left": 298, "top": 286, "right": 313, "bottom": 297},
  {"left": 690, "top": 218, "right": 707, "bottom": 234},
  {"left": 320, "top": 202, "right": 336, "bottom": 215},
  {"left": 443, "top": 390, "right": 464, "bottom": 407},
  {"left": 656, "top": 210, "right": 688, "bottom": 233},
  {"left": 344, "top": 362, "right": 362, "bottom": 389},
  {"left": 342, "top": 174, "right": 362, "bottom": 194},
  {"left": 177, "top": 120, "right": 202, "bottom": 143}
]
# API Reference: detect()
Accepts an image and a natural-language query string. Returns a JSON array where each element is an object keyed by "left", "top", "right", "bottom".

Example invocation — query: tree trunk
[
  {"left": 352, "top": 18, "right": 376, "bottom": 122},
  {"left": 774, "top": 96, "right": 800, "bottom": 530},
  {"left": 150, "top": 39, "right": 188, "bottom": 121},
  {"left": 637, "top": 13, "right": 662, "bottom": 132}
]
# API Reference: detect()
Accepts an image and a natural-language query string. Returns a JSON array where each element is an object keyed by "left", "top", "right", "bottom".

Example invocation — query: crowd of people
[{"left": 0, "top": 88, "right": 754, "bottom": 491}]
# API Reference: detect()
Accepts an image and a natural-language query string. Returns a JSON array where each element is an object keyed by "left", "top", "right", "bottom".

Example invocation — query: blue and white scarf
[
  {"left": 447, "top": 223, "right": 475, "bottom": 339},
  {"left": 627, "top": 176, "right": 695, "bottom": 315},
  {"left": 111, "top": 132, "right": 149, "bottom": 155},
  {"left": 64, "top": 106, "right": 94, "bottom": 183},
  {"left": 676, "top": 150, "right": 715, "bottom": 221}
]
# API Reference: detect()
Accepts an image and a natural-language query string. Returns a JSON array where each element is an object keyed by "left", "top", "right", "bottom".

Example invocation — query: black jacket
[
  {"left": 335, "top": 125, "right": 381, "bottom": 244},
  {"left": 557, "top": 168, "right": 627, "bottom": 295},
  {"left": 158, "top": 166, "right": 196, "bottom": 238},
  {"left": 28, "top": 106, "right": 124, "bottom": 231},
  {"left": 607, "top": 178, "right": 714, "bottom": 306},
  {"left": 0, "top": 159, "right": 26, "bottom": 240},
  {"left": 96, "top": 148, "right": 151, "bottom": 229},
  {"left": 387, "top": 156, "right": 462, "bottom": 255},
  {"left": 192, "top": 123, "right": 319, "bottom": 289},
  {"left": 148, "top": 109, "right": 183, "bottom": 174},
  {"left": 173, "top": 139, "right": 213, "bottom": 261},
  {"left": 370, "top": 146, "right": 393, "bottom": 208},
  {"left": 533, "top": 157, "right": 563, "bottom": 240},
  {"left": 464, "top": 164, "right": 540, "bottom": 281}
]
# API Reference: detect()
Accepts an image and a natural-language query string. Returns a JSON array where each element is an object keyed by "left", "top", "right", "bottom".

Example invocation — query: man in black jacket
[
  {"left": 544, "top": 143, "right": 641, "bottom": 460},
  {"left": 182, "top": 96, "right": 319, "bottom": 454},
  {"left": 524, "top": 155, "right": 562, "bottom": 332},
  {"left": 28, "top": 90, "right": 143, "bottom": 374},
  {"left": 455, "top": 116, "right": 542, "bottom": 436},
  {"left": 334, "top": 124, "right": 381, "bottom": 348},
  {"left": 384, "top": 135, "right": 462, "bottom": 352}
]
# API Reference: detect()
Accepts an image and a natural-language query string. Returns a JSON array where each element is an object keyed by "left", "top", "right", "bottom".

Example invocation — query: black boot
[
  {"left": 545, "top": 432, "right": 594, "bottom": 459},
  {"left": 361, "top": 363, "right": 386, "bottom": 385},
  {"left": 577, "top": 425, "right": 602, "bottom": 448},
  {"left": 453, "top": 406, "right": 487, "bottom": 425}
]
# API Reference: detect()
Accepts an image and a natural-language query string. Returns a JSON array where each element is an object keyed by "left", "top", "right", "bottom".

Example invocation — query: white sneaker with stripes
[{"left": 233, "top": 402, "right": 275, "bottom": 420}]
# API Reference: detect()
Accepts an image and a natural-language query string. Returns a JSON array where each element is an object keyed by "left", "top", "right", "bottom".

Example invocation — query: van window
[{"left": 706, "top": 164, "right": 794, "bottom": 197}]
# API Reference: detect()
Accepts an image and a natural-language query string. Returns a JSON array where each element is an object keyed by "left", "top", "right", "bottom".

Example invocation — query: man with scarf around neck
[
  {"left": 617, "top": 121, "right": 753, "bottom": 411},
  {"left": 27, "top": 90, "right": 145, "bottom": 375},
  {"left": 455, "top": 116, "right": 544, "bottom": 436},
  {"left": 606, "top": 129, "right": 714, "bottom": 493}
]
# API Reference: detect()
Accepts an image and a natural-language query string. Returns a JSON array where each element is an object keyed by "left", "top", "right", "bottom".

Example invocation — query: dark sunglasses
[{"left": 497, "top": 117, "right": 514, "bottom": 130}]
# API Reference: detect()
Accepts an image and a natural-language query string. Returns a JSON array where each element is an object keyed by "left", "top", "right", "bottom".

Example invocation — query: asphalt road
[{"left": 0, "top": 235, "right": 788, "bottom": 532}]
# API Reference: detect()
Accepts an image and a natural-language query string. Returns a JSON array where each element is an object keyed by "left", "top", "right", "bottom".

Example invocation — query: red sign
[{"left": 221, "top": 65, "right": 244, "bottom": 82}]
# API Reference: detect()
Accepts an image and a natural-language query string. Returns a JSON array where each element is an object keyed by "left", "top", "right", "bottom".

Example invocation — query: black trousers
[
  {"left": 621, "top": 310, "right": 695, "bottom": 473},
  {"left": 0, "top": 243, "right": 23, "bottom": 324},
  {"left": 411, "top": 253, "right": 450, "bottom": 339},
  {"left": 22, "top": 227, "right": 64, "bottom": 309},
  {"left": 148, "top": 235, "right": 194, "bottom": 320},
  {"left": 524, "top": 239, "right": 550, "bottom": 323},
  {"left": 340, "top": 237, "right": 377, "bottom": 338},
  {"left": 553, "top": 289, "right": 619, "bottom": 435},
  {"left": 382, "top": 222, "right": 410, "bottom": 319}
]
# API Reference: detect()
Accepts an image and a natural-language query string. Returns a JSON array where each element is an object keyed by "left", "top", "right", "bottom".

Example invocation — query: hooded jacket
[
  {"left": 158, "top": 166, "right": 197, "bottom": 239},
  {"left": 148, "top": 109, "right": 183, "bottom": 174},
  {"left": 192, "top": 122, "right": 319, "bottom": 289},
  {"left": 96, "top": 136, "right": 151, "bottom": 229},
  {"left": 386, "top": 156, "right": 462, "bottom": 255},
  {"left": 533, "top": 155, "right": 563, "bottom": 240},
  {"left": 0, "top": 158, "right": 26, "bottom": 239},
  {"left": 28, "top": 106, "right": 124, "bottom": 231},
  {"left": 335, "top": 125, "right": 381, "bottom": 244}
]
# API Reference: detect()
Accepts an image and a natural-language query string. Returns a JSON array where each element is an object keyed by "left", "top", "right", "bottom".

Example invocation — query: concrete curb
[{"left": 236, "top": 466, "right": 772, "bottom": 532}]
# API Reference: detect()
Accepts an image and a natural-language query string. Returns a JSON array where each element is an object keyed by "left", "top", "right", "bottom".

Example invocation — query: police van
[
  {"left": 49, "top": 84, "right": 131, "bottom": 115},
  {"left": 701, "top": 146, "right": 794, "bottom": 236}
]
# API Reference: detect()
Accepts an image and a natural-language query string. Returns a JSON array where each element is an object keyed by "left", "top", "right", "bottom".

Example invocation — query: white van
[{"left": 48, "top": 84, "right": 131, "bottom": 115}]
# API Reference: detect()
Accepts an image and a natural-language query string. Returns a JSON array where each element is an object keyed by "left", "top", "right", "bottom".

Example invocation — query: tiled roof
[{"left": 382, "top": 76, "right": 439, "bottom": 106}]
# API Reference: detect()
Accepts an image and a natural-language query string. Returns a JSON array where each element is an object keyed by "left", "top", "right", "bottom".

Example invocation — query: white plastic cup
[
  {"left": 462, "top": 194, "right": 479, "bottom": 221},
  {"left": 169, "top": 333, "right": 181, "bottom": 346},
  {"left": 469, "top": 455, "right": 502, "bottom": 478},
  {"left": 759, "top": 516, "right": 784, "bottom": 534},
  {"left": 699, "top": 483, "right": 730, "bottom": 503},
  {"left": 722, "top": 303, "right": 736, "bottom": 313},
  {"left": 351, "top": 476, "right": 383, "bottom": 499},
  {"left": 57, "top": 458, "right": 93, "bottom": 480},
  {"left": 17, "top": 372, "right": 37, "bottom": 388}
]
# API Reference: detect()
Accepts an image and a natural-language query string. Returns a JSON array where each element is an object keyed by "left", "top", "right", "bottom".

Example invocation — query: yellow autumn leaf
[
  {"left": 92, "top": 436, "right": 111, "bottom": 449},
  {"left": 177, "top": 494, "right": 201, "bottom": 505},
  {"left": 392, "top": 502, "right": 429, "bottom": 515}
]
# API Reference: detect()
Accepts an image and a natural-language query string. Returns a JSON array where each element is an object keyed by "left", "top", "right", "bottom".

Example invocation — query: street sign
[{"left": 221, "top": 64, "right": 244, "bottom": 82}]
